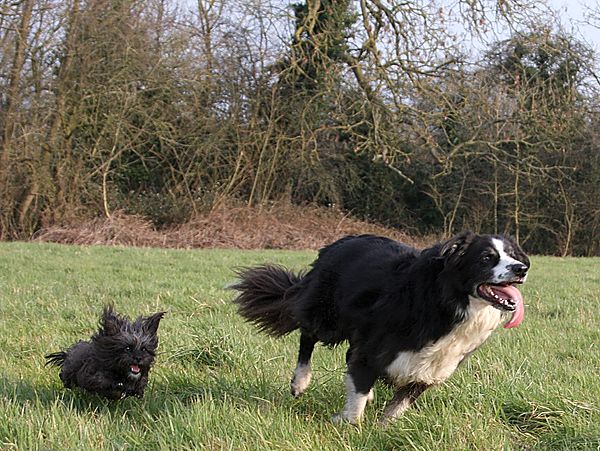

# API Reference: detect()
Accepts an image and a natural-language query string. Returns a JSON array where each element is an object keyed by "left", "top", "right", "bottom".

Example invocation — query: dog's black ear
[
  {"left": 509, "top": 237, "right": 531, "bottom": 268},
  {"left": 440, "top": 231, "right": 475, "bottom": 261},
  {"left": 100, "top": 305, "right": 122, "bottom": 336},
  {"left": 142, "top": 311, "right": 165, "bottom": 336}
]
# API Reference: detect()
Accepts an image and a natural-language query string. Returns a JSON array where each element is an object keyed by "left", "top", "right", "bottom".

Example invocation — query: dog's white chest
[{"left": 386, "top": 299, "right": 504, "bottom": 386}]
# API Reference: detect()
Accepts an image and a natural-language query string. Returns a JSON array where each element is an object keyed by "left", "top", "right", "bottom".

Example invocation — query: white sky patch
[{"left": 549, "top": 0, "right": 600, "bottom": 51}]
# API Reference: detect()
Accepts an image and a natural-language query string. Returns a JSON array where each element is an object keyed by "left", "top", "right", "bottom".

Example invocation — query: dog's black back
[
  {"left": 236, "top": 235, "right": 463, "bottom": 355},
  {"left": 294, "top": 235, "right": 427, "bottom": 347}
]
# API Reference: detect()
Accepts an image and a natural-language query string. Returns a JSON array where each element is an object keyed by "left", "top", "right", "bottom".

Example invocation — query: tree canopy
[{"left": 1, "top": 0, "right": 599, "bottom": 255}]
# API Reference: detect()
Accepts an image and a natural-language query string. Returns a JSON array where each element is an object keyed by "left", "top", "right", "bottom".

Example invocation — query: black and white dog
[{"left": 232, "top": 232, "right": 529, "bottom": 424}]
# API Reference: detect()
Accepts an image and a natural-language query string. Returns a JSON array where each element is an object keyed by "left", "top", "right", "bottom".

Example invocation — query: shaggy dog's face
[
  {"left": 441, "top": 233, "right": 530, "bottom": 327},
  {"left": 93, "top": 309, "right": 164, "bottom": 379}
]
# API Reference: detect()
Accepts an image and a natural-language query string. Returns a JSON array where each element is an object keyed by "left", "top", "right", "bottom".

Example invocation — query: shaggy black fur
[{"left": 46, "top": 306, "right": 164, "bottom": 399}]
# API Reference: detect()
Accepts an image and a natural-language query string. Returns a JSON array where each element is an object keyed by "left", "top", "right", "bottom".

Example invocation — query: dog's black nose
[{"left": 508, "top": 263, "right": 528, "bottom": 277}]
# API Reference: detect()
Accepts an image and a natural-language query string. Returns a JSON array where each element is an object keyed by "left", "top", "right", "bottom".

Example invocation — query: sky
[
  {"left": 549, "top": 0, "right": 600, "bottom": 51},
  {"left": 446, "top": 0, "right": 600, "bottom": 65},
  {"left": 182, "top": 0, "right": 600, "bottom": 66}
]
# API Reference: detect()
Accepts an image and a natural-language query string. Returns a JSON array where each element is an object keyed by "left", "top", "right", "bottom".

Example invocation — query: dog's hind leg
[
  {"left": 379, "top": 382, "right": 429, "bottom": 424},
  {"left": 290, "top": 332, "right": 317, "bottom": 397}
]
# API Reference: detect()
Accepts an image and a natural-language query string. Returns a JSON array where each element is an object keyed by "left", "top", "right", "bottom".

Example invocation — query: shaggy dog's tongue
[
  {"left": 130, "top": 364, "right": 140, "bottom": 374},
  {"left": 491, "top": 285, "right": 524, "bottom": 329}
]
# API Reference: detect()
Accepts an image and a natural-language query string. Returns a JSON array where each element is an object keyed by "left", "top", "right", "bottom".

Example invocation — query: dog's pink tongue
[
  {"left": 131, "top": 364, "right": 140, "bottom": 373},
  {"left": 491, "top": 285, "right": 524, "bottom": 329}
]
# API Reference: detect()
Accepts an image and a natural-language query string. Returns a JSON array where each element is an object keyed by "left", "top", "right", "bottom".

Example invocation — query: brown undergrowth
[{"left": 34, "top": 203, "right": 428, "bottom": 250}]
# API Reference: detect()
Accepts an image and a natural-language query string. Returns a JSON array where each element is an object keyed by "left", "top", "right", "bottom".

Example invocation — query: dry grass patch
[{"left": 35, "top": 203, "right": 427, "bottom": 250}]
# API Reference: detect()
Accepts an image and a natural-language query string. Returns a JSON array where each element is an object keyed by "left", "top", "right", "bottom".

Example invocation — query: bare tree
[{"left": 1, "top": 0, "right": 599, "bottom": 255}]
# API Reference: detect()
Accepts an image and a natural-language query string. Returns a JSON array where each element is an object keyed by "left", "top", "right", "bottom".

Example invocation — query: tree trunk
[{"left": 17, "top": 0, "right": 81, "bottom": 231}]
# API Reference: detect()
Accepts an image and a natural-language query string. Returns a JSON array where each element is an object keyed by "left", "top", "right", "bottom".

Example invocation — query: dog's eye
[
  {"left": 141, "top": 346, "right": 147, "bottom": 352},
  {"left": 125, "top": 346, "right": 131, "bottom": 351},
  {"left": 481, "top": 254, "right": 493, "bottom": 263}
]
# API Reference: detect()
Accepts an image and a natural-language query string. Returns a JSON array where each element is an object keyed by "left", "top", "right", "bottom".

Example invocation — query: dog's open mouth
[
  {"left": 477, "top": 282, "right": 524, "bottom": 329},
  {"left": 129, "top": 364, "right": 141, "bottom": 376}
]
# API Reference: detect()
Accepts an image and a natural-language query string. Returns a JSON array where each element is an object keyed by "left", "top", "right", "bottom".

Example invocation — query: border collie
[{"left": 232, "top": 232, "right": 529, "bottom": 424}]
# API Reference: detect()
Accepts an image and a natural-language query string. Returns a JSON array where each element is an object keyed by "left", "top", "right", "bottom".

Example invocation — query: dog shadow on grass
[
  {"left": 0, "top": 375, "right": 122, "bottom": 413},
  {"left": 0, "top": 365, "right": 319, "bottom": 421},
  {"left": 2, "top": 335, "right": 344, "bottom": 424}
]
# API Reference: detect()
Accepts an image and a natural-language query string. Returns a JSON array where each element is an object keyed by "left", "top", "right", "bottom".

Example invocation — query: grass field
[{"left": 0, "top": 242, "right": 598, "bottom": 450}]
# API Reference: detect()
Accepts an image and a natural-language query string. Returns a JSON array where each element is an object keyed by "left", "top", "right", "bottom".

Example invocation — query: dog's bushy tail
[
  {"left": 45, "top": 351, "right": 67, "bottom": 367},
  {"left": 231, "top": 265, "right": 303, "bottom": 337}
]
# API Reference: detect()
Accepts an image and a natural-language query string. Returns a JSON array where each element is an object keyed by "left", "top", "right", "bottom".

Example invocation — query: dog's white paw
[
  {"left": 366, "top": 388, "right": 374, "bottom": 403},
  {"left": 290, "top": 381, "right": 307, "bottom": 397},
  {"left": 290, "top": 364, "right": 312, "bottom": 397},
  {"left": 331, "top": 412, "right": 360, "bottom": 425}
]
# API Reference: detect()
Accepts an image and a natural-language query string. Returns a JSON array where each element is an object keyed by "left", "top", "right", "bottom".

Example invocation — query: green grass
[{"left": 0, "top": 243, "right": 598, "bottom": 450}]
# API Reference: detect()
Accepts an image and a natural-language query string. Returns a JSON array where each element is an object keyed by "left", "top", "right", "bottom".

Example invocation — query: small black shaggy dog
[
  {"left": 46, "top": 306, "right": 165, "bottom": 399},
  {"left": 233, "top": 232, "right": 529, "bottom": 423}
]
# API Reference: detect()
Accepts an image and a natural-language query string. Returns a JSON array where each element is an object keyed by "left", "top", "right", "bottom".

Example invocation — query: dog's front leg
[
  {"left": 76, "top": 369, "right": 125, "bottom": 399},
  {"left": 379, "top": 382, "right": 429, "bottom": 424},
  {"left": 332, "top": 365, "right": 377, "bottom": 424}
]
